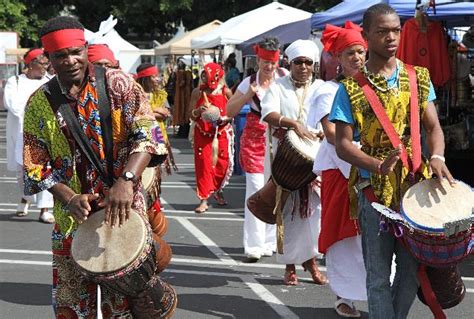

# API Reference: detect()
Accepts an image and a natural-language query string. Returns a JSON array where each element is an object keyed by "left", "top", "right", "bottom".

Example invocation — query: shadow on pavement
[{"left": 0, "top": 282, "right": 51, "bottom": 306}]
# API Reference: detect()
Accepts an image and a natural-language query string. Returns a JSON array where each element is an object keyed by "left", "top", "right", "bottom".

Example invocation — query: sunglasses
[{"left": 292, "top": 59, "right": 314, "bottom": 66}]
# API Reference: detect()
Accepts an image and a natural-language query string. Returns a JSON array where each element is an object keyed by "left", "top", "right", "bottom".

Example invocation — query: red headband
[
  {"left": 88, "top": 44, "right": 117, "bottom": 65},
  {"left": 41, "top": 29, "right": 86, "bottom": 53},
  {"left": 321, "top": 21, "right": 367, "bottom": 55},
  {"left": 135, "top": 66, "right": 158, "bottom": 79},
  {"left": 24, "top": 49, "right": 44, "bottom": 65},
  {"left": 254, "top": 45, "right": 280, "bottom": 62}
]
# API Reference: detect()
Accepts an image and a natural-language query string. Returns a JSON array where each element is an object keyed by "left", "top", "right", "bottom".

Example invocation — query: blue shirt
[{"left": 329, "top": 65, "right": 436, "bottom": 177}]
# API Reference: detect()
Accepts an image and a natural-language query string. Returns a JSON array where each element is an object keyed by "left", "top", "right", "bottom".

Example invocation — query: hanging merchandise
[{"left": 397, "top": 15, "right": 451, "bottom": 88}]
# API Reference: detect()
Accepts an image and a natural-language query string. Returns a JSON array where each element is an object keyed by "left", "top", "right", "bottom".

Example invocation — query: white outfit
[
  {"left": 261, "top": 75, "right": 324, "bottom": 264},
  {"left": 3, "top": 74, "right": 54, "bottom": 209},
  {"left": 307, "top": 80, "right": 367, "bottom": 301},
  {"left": 238, "top": 70, "right": 288, "bottom": 256}
]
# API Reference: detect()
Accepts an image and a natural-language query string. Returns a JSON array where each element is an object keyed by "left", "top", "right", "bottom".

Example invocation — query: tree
[{"left": 0, "top": 0, "right": 29, "bottom": 40}]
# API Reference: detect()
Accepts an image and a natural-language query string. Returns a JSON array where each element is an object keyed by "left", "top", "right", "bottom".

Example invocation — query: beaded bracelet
[
  {"left": 66, "top": 194, "right": 80, "bottom": 209},
  {"left": 430, "top": 154, "right": 445, "bottom": 162},
  {"left": 278, "top": 115, "right": 285, "bottom": 127}
]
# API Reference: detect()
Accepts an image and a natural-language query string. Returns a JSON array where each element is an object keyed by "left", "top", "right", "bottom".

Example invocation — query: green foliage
[{"left": 2, "top": 0, "right": 341, "bottom": 47}]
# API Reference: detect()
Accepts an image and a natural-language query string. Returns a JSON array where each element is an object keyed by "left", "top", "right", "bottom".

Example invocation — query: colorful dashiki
[{"left": 23, "top": 65, "right": 168, "bottom": 317}]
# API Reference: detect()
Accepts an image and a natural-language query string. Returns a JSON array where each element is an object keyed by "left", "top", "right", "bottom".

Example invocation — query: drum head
[
  {"left": 402, "top": 179, "right": 473, "bottom": 232},
  {"left": 71, "top": 209, "right": 147, "bottom": 274},
  {"left": 142, "top": 167, "right": 155, "bottom": 191},
  {"left": 286, "top": 130, "right": 320, "bottom": 161}
]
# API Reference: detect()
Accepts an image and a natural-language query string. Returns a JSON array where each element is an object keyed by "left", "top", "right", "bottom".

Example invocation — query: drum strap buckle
[{"left": 353, "top": 179, "right": 371, "bottom": 194}]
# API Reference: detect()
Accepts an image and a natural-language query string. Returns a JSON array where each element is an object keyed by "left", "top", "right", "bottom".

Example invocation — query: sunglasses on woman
[{"left": 292, "top": 59, "right": 314, "bottom": 66}]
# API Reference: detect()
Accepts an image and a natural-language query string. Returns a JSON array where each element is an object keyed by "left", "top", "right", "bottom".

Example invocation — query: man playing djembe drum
[
  {"left": 22, "top": 17, "right": 174, "bottom": 318},
  {"left": 330, "top": 4, "right": 455, "bottom": 318}
]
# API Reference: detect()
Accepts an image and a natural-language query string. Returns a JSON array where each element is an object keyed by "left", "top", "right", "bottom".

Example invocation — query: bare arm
[
  {"left": 224, "top": 87, "right": 233, "bottom": 100},
  {"left": 422, "top": 102, "right": 454, "bottom": 184},
  {"left": 227, "top": 90, "right": 249, "bottom": 118},
  {"left": 320, "top": 115, "right": 335, "bottom": 145},
  {"left": 189, "top": 88, "right": 202, "bottom": 120},
  {"left": 335, "top": 121, "right": 401, "bottom": 175}
]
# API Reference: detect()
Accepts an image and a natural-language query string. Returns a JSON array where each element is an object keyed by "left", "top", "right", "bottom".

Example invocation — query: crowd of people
[{"left": 2, "top": 2, "right": 460, "bottom": 318}]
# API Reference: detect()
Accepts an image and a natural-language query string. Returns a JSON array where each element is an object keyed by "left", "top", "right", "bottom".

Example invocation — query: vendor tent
[
  {"left": 191, "top": 2, "right": 311, "bottom": 49},
  {"left": 311, "top": 0, "right": 474, "bottom": 30},
  {"left": 236, "top": 18, "right": 311, "bottom": 55},
  {"left": 155, "top": 20, "right": 222, "bottom": 55}
]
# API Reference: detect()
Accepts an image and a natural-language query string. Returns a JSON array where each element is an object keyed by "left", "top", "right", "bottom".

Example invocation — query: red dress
[
  {"left": 193, "top": 88, "right": 234, "bottom": 200},
  {"left": 239, "top": 111, "right": 266, "bottom": 174}
]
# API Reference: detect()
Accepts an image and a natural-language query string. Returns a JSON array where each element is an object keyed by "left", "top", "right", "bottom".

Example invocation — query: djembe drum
[
  {"left": 247, "top": 129, "right": 320, "bottom": 224},
  {"left": 71, "top": 209, "right": 177, "bottom": 318}
]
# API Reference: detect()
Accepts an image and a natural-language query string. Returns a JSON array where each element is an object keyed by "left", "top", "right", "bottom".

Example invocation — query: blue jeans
[{"left": 358, "top": 190, "right": 419, "bottom": 319}]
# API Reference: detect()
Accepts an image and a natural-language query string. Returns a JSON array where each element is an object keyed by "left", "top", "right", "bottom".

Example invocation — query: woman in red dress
[{"left": 189, "top": 63, "right": 234, "bottom": 213}]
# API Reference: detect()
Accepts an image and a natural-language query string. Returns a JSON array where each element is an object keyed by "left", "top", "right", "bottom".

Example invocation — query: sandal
[
  {"left": 194, "top": 201, "right": 208, "bottom": 214},
  {"left": 334, "top": 299, "right": 361, "bottom": 318},
  {"left": 213, "top": 192, "right": 227, "bottom": 206},
  {"left": 302, "top": 257, "right": 328, "bottom": 285},
  {"left": 283, "top": 265, "right": 299, "bottom": 286},
  {"left": 39, "top": 211, "right": 55, "bottom": 224},
  {"left": 16, "top": 202, "right": 29, "bottom": 217}
]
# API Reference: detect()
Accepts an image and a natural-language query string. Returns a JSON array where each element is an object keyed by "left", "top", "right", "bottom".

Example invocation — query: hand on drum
[
  {"left": 69, "top": 193, "right": 100, "bottom": 225},
  {"left": 429, "top": 158, "right": 456, "bottom": 186},
  {"left": 104, "top": 178, "right": 134, "bottom": 228},
  {"left": 293, "top": 122, "right": 319, "bottom": 141}
]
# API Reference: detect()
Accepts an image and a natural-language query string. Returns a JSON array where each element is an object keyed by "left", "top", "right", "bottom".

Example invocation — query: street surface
[{"left": 0, "top": 111, "right": 473, "bottom": 318}]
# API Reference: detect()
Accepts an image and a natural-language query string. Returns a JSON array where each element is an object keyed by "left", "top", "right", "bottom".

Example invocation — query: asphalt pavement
[{"left": 0, "top": 111, "right": 473, "bottom": 319}]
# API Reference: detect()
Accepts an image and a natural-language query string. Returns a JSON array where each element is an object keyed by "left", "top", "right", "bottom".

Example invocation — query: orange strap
[{"left": 353, "top": 65, "right": 421, "bottom": 173}]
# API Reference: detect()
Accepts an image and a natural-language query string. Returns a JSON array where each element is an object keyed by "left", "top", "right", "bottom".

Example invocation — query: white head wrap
[{"left": 285, "top": 39, "right": 320, "bottom": 63}]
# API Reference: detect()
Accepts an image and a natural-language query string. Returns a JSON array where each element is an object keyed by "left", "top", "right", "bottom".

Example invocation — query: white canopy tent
[
  {"left": 155, "top": 20, "right": 222, "bottom": 56},
  {"left": 191, "top": 2, "right": 311, "bottom": 49},
  {"left": 85, "top": 16, "right": 153, "bottom": 73}
]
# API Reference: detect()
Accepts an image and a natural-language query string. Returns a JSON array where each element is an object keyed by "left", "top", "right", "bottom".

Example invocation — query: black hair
[
  {"left": 257, "top": 37, "right": 280, "bottom": 52},
  {"left": 362, "top": 3, "right": 397, "bottom": 31},
  {"left": 39, "top": 16, "right": 84, "bottom": 38},
  {"left": 136, "top": 62, "right": 157, "bottom": 93},
  {"left": 226, "top": 57, "right": 237, "bottom": 68}
]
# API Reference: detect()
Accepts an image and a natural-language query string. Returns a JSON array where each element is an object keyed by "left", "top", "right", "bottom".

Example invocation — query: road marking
[
  {"left": 168, "top": 216, "right": 242, "bottom": 222},
  {"left": 174, "top": 216, "right": 237, "bottom": 265},
  {"left": 0, "top": 249, "right": 52, "bottom": 255},
  {"left": 0, "top": 259, "right": 51, "bottom": 266}
]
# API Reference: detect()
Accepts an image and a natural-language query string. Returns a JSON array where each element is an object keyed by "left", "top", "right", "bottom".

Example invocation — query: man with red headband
[
  {"left": 3, "top": 48, "right": 55, "bottom": 223},
  {"left": 189, "top": 62, "right": 234, "bottom": 213},
  {"left": 309, "top": 21, "right": 368, "bottom": 317},
  {"left": 88, "top": 43, "right": 119, "bottom": 68},
  {"left": 22, "top": 16, "right": 175, "bottom": 317},
  {"left": 227, "top": 37, "right": 288, "bottom": 261}
]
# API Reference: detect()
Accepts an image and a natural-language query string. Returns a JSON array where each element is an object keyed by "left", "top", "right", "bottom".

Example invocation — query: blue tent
[{"left": 311, "top": 0, "right": 474, "bottom": 30}]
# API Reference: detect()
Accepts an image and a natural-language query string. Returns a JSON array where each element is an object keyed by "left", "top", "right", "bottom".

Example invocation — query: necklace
[{"left": 364, "top": 61, "right": 400, "bottom": 94}]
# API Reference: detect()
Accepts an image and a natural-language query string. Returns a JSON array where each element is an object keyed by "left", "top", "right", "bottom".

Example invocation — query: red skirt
[
  {"left": 318, "top": 169, "right": 358, "bottom": 254},
  {"left": 239, "top": 112, "right": 266, "bottom": 174}
]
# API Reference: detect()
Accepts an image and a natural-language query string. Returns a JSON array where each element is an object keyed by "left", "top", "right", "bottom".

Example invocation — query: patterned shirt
[{"left": 23, "top": 65, "right": 168, "bottom": 235}]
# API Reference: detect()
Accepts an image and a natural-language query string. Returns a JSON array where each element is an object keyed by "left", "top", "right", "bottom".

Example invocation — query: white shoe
[
  {"left": 262, "top": 249, "right": 274, "bottom": 257},
  {"left": 246, "top": 252, "right": 261, "bottom": 262}
]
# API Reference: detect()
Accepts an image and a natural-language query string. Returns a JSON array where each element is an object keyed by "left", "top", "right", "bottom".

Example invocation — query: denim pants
[{"left": 358, "top": 190, "right": 420, "bottom": 319}]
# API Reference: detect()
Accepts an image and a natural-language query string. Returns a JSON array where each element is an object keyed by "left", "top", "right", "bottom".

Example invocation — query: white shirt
[
  {"left": 307, "top": 80, "right": 353, "bottom": 178},
  {"left": 3, "top": 74, "right": 48, "bottom": 171},
  {"left": 260, "top": 75, "right": 324, "bottom": 124},
  {"left": 237, "top": 69, "right": 289, "bottom": 113}
]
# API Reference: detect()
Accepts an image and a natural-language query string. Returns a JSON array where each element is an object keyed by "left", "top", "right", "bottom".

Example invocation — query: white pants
[
  {"left": 243, "top": 173, "right": 276, "bottom": 255},
  {"left": 16, "top": 165, "right": 54, "bottom": 209}
]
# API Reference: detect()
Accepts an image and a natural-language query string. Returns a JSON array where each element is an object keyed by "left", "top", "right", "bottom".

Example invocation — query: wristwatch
[{"left": 120, "top": 171, "right": 137, "bottom": 182}]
